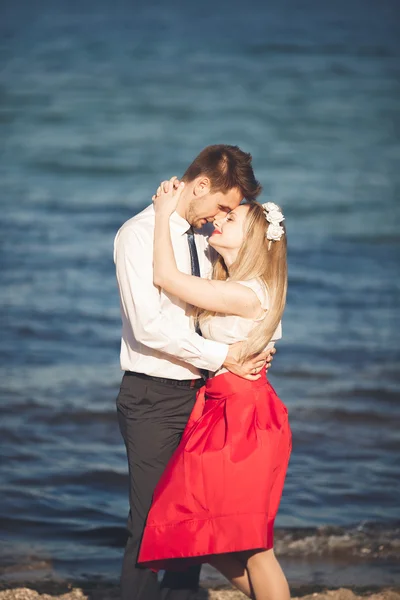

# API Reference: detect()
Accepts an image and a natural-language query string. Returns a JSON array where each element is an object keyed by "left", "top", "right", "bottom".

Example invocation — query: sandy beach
[{"left": 1, "top": 582, "right": 399, "bottom": 600}]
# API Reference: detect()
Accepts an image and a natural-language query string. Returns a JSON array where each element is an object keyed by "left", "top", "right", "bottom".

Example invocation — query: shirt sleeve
[{"left": 114, "top": 226, "right": 229, "bottom": 372}]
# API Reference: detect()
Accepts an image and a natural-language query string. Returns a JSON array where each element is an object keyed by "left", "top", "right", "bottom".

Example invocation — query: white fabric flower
[
  {"left": 266, "top": 223, "right": 285, "bottom": 241},
  {"left": 262, "top": 201, "right": 285, "bottom": 242},
  {"left": 266, "top": 210, "right": 284, "bottom": 224},
  {"left": 263, "top": 202, "right": 280, "bottom": 213}
]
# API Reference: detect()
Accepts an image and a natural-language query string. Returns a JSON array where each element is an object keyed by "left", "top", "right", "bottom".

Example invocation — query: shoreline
[{"left": 0, "top": 581, "right": 399, "bottom": 600}]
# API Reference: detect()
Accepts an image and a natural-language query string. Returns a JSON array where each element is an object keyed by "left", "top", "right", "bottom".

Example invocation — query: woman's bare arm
[{"left": 153, "top": 183, "right": 261, "bottom": 318}]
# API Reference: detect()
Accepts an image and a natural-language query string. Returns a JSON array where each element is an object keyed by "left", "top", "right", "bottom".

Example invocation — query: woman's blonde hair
[{"left": 196, "top": 202, "right": 288, "bottom": 360}]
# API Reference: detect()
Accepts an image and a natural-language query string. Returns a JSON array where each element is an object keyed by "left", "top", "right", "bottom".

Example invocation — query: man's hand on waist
[{"left": 223, "top": 341, "right": 276, "bottom": 380}]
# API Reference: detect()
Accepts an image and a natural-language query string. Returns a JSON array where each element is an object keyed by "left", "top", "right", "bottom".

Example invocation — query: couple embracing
[{"left": 114, "top": 145, "right": 291, "bottom": 600}]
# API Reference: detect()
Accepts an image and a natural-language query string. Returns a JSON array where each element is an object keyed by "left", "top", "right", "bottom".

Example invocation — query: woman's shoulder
[{"left": 236, "top": 278, "right": 269, "bottom": 308}]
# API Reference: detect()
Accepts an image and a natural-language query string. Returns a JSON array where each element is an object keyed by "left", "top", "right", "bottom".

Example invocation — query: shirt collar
[
  {"left": 170, "top": 210, "right": 191, "bottom": 236},
  {"left": 149, "top": 204, "right": 191, "bottom": 235}
]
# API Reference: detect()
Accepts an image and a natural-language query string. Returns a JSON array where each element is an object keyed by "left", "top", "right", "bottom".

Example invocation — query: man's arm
[{"left": 114, "top": 226, "right": 228, "bottom": 372}]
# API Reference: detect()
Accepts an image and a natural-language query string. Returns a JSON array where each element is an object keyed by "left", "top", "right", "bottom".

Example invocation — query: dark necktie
[
  {"left": 187, "top": 227, "right": 201, "bottom": 278},
  {"left": 186, "top": 227, "right": 201, "bottom": 336},
  {"left": 186, "top": 228, "right": 208, "bottom": 380}
]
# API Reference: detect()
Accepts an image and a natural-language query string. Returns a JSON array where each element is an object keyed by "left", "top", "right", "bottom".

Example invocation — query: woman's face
[{"left": 208, "top": 204, "right": 250, "bottom": 253}]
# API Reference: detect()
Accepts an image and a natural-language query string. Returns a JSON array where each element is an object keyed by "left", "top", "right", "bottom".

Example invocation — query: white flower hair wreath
[{"left": 262, "top": 202, "right": 285, "bottom": 243}]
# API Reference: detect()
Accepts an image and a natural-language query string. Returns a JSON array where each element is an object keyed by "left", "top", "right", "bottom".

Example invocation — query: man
[{"left": 114, "top": 145, "right": 275, "bottom": 600}]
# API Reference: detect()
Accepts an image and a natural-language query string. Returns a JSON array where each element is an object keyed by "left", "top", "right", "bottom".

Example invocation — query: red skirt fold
[{"left": 138, "top": 370, "right": 292, "bottom": 570}]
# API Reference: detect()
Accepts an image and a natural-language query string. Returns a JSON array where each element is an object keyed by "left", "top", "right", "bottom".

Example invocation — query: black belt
[{"left": 125, "top": 371, "right": 205, "bottom": 389}]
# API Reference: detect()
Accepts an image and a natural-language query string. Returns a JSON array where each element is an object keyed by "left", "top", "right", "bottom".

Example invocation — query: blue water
[{"left": 1, "top": 0, "right": 399, "bottom": 588}]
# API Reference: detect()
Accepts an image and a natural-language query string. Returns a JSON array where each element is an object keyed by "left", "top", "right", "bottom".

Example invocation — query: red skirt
[{"left": 138, "top": 370, "right": 292, "bottom": 570}]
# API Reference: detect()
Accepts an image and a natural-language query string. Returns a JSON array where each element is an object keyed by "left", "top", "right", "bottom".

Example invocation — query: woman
[{"left": 138, "top": 179, "right": 291, "bottom": 600}]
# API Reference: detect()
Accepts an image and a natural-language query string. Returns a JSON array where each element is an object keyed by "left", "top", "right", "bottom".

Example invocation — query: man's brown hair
[{"left": 182, "top": 144, "right": 262, "bottom": 201}]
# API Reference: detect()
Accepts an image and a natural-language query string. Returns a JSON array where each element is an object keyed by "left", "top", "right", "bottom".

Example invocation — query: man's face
[{"left": 187, "top": 187, "right": 243, "bottom": 229}]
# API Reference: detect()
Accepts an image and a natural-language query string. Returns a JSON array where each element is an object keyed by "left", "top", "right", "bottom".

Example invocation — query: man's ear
[{"left": 193, "top": 176, "right": 211, "bottom": 197}]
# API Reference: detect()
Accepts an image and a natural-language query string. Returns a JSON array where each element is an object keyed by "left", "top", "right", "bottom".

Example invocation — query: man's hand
[{"left": 223, "top": 342, "right": 276, "bottom": 380}]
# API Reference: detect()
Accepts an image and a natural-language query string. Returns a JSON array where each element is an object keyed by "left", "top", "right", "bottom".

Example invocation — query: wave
[
  {"left": 341, "top": 387, "right": 399, "bottom": 405},
  {"left": 247, "top": 42, "right": 394, "bottom": 59},
  {"left": 30, "top": 159, "right": 154, "bottom": 177},
  {"left": 1, "top": 517, "right": 398, "bottom": 561},
  {"left": 12, "top": 468, "right": 127, "bottom": 489},
  {"left": 274, "top": 522, "right": 400, "bottom": 560},
  {"left": 342, "top": 234, "right": 400, "bottom": 245}
]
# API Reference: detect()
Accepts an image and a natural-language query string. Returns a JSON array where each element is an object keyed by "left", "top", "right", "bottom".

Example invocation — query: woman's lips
[{"left": 211, "top": 230, "right": 222, "bottom": 236}]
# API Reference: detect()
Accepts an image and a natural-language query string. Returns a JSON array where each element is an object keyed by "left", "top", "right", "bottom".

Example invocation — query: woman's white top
[{"left": 200, "top": 278, "right": 282, "bottom": 375}]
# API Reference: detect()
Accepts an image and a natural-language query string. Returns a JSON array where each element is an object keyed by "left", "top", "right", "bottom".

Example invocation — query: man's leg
[
  {"left": 160, "top": 566, "right": 201, "bottom": 600},
  {"left": 116, "top": 373, "right": 201, "bottom": 600}
]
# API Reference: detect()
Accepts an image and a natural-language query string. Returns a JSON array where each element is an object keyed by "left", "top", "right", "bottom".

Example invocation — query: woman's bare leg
[
  {"left": 209, "top": 548, "right": 289, "bottom": 600},
  {"left": 242, "top": 548, "right": 290, "bottom": 600},
  {"left": 208, "top": 554, "right": 253, "bottom": 598}
]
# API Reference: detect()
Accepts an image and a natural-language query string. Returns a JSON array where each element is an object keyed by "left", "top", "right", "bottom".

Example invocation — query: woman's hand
[{"left": 152, "top": 176, "right": 185, "bottom": 217}]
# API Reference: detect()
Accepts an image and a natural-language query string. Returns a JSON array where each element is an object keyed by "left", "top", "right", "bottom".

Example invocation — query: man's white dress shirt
[{"left": 114, "top": 204, "right": 229, "bottom": 380}]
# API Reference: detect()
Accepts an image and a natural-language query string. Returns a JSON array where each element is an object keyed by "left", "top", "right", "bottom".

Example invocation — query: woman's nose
[{"left": 213, "top": 217, "right": 221, "bottom": 229}]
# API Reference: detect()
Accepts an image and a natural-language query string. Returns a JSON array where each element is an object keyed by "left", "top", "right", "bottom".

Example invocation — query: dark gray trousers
[{"left": 116, "top": 372, "right": 202, "bottom": 600}]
